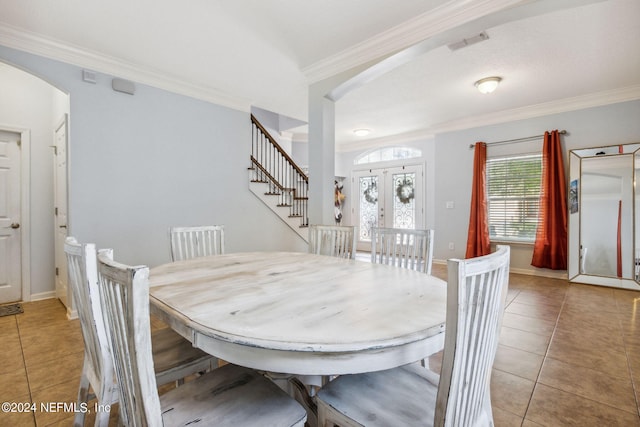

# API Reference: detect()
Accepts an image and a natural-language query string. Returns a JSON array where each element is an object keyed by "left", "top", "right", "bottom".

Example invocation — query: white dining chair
[
  {"left": 371, "top": 227, "right": 435, "bottom": 369},
  {"left": 371, "top": 227, "right": 434, "bottom": 275},
  {"left": 64, "top": 237, "right": 217, "bottom": 427},
  {"left": 308, "top": 224, "right": 357, "bottom": 259},
  {"left": 169, "top": 225, "right": 225, "bottom": 261},
  {"left": 316, "top": 245, "right": 511, "bottom": 427},
  {"left": 95, "top": 249, "right": 307, "bottom": 427}
]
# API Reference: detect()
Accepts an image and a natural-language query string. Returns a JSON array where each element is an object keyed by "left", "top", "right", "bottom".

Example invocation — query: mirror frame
[{"left": 568, "top": 142, "right": 640, "bottom": 290}]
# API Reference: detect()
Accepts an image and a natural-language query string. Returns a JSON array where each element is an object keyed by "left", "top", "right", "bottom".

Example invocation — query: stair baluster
[{"left": 250, "top": 115, "right": 309, "bottom": 230}]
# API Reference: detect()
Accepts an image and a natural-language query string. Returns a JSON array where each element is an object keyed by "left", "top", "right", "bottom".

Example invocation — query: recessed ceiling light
[
  {"left": 474, "top": 76, "right": 502, "bottom": 94},
  {"left": 353, "top": 129, "right": 371, "bottom": 137}
]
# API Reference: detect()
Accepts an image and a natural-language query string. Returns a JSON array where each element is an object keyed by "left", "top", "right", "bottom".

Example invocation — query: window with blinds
[{"left": 487, "top": 154, "right": 542, "bottom": 242}]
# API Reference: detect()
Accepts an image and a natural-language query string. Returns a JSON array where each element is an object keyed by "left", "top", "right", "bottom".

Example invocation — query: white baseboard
[
  {"left": 433, "top": 258, "right": 568, "bottom": 280},
  {"left": 29, "top": 291, "right": 56, "bottom": 301}
]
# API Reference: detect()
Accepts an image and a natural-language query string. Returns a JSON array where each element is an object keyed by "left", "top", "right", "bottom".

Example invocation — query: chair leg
[
  {"left": 94, "top": 406, "right": 112, "bottom": 427},
  {"left": 289, "top": 377, "right": 318, "bottom": 427},
  {"left": 74, "top": 368, "right": 90, "bottom": 427},
  {"left": 94, "top": 377, "right": 118, "bottom": 426}
]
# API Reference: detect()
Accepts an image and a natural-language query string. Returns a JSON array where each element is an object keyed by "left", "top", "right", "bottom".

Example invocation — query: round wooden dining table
[{"left": 148, "top": 251, "right": 447, "bottom": 377}]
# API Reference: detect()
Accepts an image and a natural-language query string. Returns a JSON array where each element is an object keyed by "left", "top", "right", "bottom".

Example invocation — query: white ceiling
[{"left": 0, "top": 0, "right": 639, "bottom": 151}]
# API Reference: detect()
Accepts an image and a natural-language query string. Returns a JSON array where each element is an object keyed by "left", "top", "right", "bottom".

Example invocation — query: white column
[
  {"left": 307, "top": 58, "right": 400, "bottom": 226},
  {"left": 308, "top": 84, "right": 336, "bottom": 225}
]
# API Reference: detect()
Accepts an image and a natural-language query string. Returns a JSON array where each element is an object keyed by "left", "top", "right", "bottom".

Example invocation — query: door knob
[{"left": 10, "top": 223, "right": 20, "bottom": 229}]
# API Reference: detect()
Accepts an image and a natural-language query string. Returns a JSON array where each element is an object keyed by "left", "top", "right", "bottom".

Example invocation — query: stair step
[{"left": 277, "top": 204, "right": 292, "bottom": 207}]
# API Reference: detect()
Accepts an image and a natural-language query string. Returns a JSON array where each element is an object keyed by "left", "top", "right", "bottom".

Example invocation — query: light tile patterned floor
[{"left": 1, "top": 266, "right": 639, "bottom": 426}]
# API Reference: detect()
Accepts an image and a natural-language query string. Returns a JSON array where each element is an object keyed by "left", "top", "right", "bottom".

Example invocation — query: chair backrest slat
[
  {"left": 309, "top": 225, "right": 357, "bottom": 259},
  {"left": 371, "top": 227, "right": 434, "bottom": 274},
  {"left": 97, "top": 250, "right": 162, "bottom": 426},
  {"left": 169, "top": 225, "right": 225, "bottom": 261},
  {"left": 435, "top": 245, "right": 510, "bottom": 427}
]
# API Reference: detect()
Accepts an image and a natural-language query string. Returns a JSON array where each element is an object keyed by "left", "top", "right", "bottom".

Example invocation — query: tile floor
[{"left": 1, "top": 266, "right": 639, "bottom": 426}]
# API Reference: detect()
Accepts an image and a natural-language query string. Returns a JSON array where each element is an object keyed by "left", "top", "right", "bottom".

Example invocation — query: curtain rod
[{"left": 469, "top": 130, "right": 567, "bottom": 149}]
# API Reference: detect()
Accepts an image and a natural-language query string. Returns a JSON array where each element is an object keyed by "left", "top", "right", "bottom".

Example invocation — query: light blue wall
[{"left": 0, "top": 44, "right": 307, "bottom": 289}]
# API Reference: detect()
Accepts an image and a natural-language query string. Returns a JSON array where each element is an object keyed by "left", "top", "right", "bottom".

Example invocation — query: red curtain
[
  {"left": 465, "top": 142, "right": 491, "bottom": 258},
  {"left": 617, "top": 200, "right": 622, "bottom": 278},
  {"left": 531, "top": 130, "right": 567, "bottom": 269}
]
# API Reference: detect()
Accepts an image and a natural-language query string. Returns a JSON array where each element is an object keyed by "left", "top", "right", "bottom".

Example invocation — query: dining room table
[{"left": 148, "top": 251, "right": 447, "bottom": 425}]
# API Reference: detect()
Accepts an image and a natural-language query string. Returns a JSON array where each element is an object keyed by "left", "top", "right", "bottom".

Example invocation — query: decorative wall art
[{"left": 569, "top": 179, "right": 578, "bottom": 214}]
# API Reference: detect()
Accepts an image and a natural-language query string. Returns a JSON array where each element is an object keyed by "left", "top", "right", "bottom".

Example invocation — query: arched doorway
[{"left": 0, "top": 61, "right": 70, "bottom": 312}]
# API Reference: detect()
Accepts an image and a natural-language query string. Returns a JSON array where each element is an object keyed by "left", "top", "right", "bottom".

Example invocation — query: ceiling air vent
[{"left": 447, "top": 32, "right": 489, "bottom": 51}]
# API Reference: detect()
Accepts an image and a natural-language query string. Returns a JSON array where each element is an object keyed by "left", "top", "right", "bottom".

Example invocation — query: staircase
[{"left": 249, "top": 115, "right": 309, "bottom": 241}]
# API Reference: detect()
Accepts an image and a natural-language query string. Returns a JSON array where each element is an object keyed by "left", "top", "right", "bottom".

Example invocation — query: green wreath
[
  {"left": 396, "top": 179, "right": 414, "bottom": 204},
  {"left": 364, "top": 182, "right": 378, "bottom": 204}
]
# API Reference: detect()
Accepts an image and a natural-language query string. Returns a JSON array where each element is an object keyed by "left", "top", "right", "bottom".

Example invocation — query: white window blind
[{"left": 487, "top": 154, "right": 542, "bottom": 242}]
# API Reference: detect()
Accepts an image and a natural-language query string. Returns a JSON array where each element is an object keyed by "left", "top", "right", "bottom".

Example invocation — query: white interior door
[
  {"left": 53, "top": 117, "right": 71, "bottom": 313},
  {"left": 353, "top": 164, "right": 423, "bottom": 251},
  {"left": 0, "top": 130, "right": 22, "bottom": 303}
]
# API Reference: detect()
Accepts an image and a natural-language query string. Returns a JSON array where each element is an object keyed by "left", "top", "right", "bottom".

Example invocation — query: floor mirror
[{"left": 568, "top": 143, "right": 640, "bottom": 290}]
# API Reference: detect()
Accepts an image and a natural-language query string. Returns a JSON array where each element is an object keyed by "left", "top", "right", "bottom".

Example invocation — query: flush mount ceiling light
[
  {"left": 474, "top": 76, "right": 502, "bottom": 94},
  {"left": 353, "top": 129, "right": 371, "bottom": 137}
]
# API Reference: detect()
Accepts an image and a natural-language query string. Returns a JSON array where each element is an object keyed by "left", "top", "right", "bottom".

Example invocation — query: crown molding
[
  {"left": 430, "top": 84, "right": 640, "bottom": 135},
  {"left": 335, "top": 129, "right": 435, "bottom": 153},
  {"left": 302, "top": 0, "right": 526, "bottom": 84},
  {"left": 0, "top": 24, "right": 252, "bottom": 112},
  {"left": 334, "top": 85, "right": 640, "bottom": 152},
  {"left": 4, "top": 14, "right": 635, "bottom": 155}
]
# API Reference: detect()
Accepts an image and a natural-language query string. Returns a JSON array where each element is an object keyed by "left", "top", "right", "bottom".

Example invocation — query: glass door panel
[
  {"left": 357, "top": 173, "right": 380, "bottom": 246},
  {"left": 392, "top": 171, "right": 416, "bottom": 229}
]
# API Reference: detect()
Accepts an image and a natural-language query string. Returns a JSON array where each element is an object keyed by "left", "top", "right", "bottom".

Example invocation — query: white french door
[{"left": 353, "top": 164, "right": 424, "bottom": 251}]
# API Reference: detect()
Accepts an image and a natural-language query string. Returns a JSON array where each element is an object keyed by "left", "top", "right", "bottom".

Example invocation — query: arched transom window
[{"left": 354, "top": 146, "right": 422, "bottom": 165}]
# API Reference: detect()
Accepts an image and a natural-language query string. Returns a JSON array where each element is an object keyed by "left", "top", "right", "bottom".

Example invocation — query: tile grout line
[
  {"left": 493, "top": 285, "right": 536, "bottom": 424},
  {"left": 517, "top": 279, "right": 568, "bottom": 426},
  {"left": 14, "top": 312, "right": 37, "bottom": 426}
]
